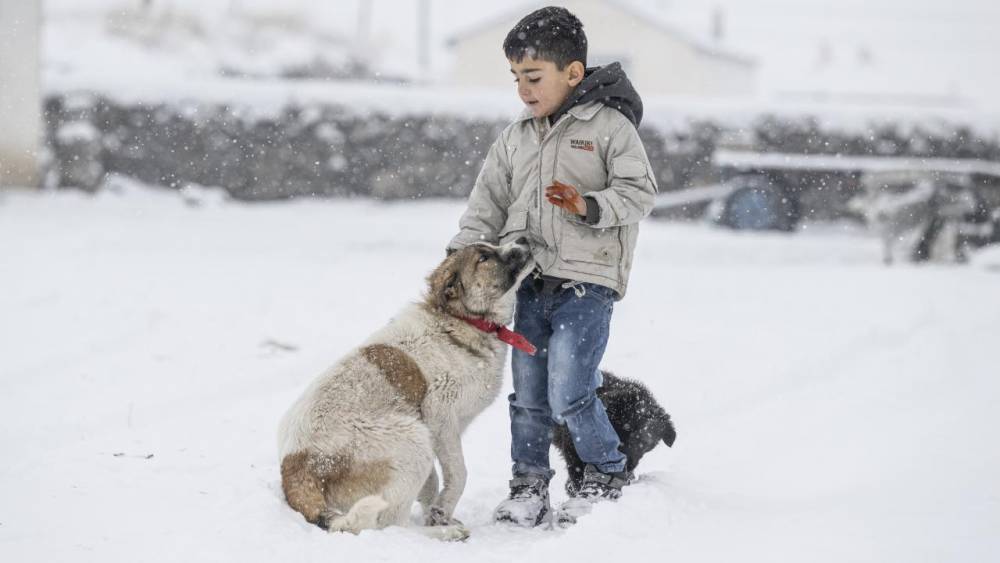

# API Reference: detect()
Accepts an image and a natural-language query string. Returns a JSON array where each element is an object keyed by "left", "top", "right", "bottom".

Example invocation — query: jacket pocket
[
  {"left": 581, "top": 282, "right": 616, "bottom": 306},
  {"left": 559, "top": 221, "right": 620, "bottom": 266},
  {"left": 611, "top": 155, "right": 658, "bottom": 193},
  {"left": 498, "top": 210, "right": 528, "bottom": 242}
]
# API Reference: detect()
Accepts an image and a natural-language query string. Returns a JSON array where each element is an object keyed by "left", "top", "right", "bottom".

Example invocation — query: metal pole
[
  {"left": 0, "top": 0, "right": 42, "bottom": 188},
  {"left": 418, "top": 0, "right": 430, "bottom": 78},
  {"left": 354, "top": 0, "right": 372, "bottom": 71}
]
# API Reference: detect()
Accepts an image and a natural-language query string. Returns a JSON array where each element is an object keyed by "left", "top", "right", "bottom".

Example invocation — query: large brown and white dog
[{"left": 278, "top": 239, "right": 533, "bottom": 540}]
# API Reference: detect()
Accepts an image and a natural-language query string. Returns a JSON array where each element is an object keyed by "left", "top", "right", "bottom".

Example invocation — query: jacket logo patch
[{"left": 569, "top": 139, "right": 594, "bottom": 152}]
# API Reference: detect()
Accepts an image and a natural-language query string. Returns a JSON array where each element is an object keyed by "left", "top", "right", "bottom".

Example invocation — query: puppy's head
[
  {"left": 426, "top": 238, "right": 533, "bottom": 323},
  {"left": 598, "top": 372, "right": 677, "bottom": 473},
  {"left": 620, "top": 411, "right": 676, "bottom": 472}
]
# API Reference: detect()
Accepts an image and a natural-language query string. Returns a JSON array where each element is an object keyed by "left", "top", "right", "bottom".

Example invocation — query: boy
[{"left": 447, "top": 6, "right": 657, "bottom": 526}]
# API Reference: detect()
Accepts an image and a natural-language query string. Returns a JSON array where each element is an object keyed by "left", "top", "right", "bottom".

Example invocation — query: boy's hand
[{"left": 545, "top": 180, "right": 587, "bottom": 216}]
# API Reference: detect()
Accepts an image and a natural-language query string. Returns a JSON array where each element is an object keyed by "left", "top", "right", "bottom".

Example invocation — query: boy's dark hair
[{"left": 503, "top": 6, "right": 587, "bottom": 69}]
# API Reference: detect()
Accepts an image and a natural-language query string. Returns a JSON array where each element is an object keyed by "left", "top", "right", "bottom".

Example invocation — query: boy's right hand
[{"left": 545, "top": 180, "right": 587, "bottom": 217}]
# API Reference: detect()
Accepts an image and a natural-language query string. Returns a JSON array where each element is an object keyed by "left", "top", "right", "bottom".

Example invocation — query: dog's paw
[
  {"left": 439, "top": 523, "right": 470, "bottom": 542},
  {"left": 425, "top": 506, "right": 464, "bottom": 527},
  {"left": 325, "top": 516, "right": 362, "bottom": 535},
  {"left": 314, "top": 508, "right": 346, "bottom": 531}
]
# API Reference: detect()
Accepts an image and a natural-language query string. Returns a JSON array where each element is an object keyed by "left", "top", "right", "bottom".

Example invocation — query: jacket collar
[
  {"left": 567, "top": 100, "right": 604, "bottom": 121},
  {"left": 516, "top": 100, "right": 603, "bottom": 124}
]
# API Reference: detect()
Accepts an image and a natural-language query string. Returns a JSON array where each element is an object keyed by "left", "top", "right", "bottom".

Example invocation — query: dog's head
[
  {"left": 620, "top": 412, "right": 676, "bottom": 473},
  {"left": 425, "top": 238, "right": 533, "bottom": 323},
  {"left": 598, "top": 372, "right": 677, "bottom": 473}
]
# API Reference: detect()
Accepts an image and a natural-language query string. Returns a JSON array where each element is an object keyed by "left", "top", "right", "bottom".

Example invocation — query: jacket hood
[{"left": 549, "top": 62, "right": 643, "bottom": 128}]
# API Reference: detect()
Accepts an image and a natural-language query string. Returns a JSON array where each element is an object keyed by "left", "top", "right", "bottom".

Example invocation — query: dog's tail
[
  {"left": 281, "top": 449, "right": 395, "bottom": 532},
  {"left": 281, "top": 450, "right": 337, "bottom": 528}
]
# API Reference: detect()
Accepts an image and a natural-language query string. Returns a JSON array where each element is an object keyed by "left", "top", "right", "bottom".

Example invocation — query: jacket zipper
[
  {"left": 539, "top": 115, "right": 572, "bottom": 257},
  {"left": 536, "top": 123, "right": 544, "bottom": 219},
  {"left": 617, "top": 228, "right": 626, "bottom": 284}
]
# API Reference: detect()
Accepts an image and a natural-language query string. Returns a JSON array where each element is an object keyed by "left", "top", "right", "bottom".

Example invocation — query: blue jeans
[{"left": 509, "top": 277, "right": 627, "bottom": 479}]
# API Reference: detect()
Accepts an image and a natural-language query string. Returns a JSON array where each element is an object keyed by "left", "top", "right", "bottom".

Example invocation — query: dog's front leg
[
  {"left": 418, "top": 466, "right": 439, "bottom": 514},
  {"left": 426, "top": 418, "right": 466, "bottom": 525}
]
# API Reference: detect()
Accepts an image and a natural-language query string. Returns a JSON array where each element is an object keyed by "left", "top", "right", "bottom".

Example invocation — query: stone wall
[{"left": 43, "top": 93, "right": 999, "bottom": 206}]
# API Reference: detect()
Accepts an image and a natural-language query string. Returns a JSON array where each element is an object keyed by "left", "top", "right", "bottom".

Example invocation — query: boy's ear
[{"left": 567, "top": 61, "right": 585, "bottom": 86}]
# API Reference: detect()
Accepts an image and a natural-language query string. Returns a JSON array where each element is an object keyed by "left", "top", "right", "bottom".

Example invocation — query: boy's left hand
[{"left": 545, "top": 180, "right": 587, "bottom": 217}]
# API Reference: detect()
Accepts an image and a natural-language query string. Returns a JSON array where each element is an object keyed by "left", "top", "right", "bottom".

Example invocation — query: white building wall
[
  {"left": 0, "top": 0, "right": 42, "bottom": 187},
  {"left": 698, "top": 53, "right": 757, "bottom": 97},
  {"left": 451, "top": 30, "right": 513, "bottom": 93}
]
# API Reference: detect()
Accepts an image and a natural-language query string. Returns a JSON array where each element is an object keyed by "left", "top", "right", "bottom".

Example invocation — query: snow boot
[
  {"left": 558, "top": 464, "right": 628, "bottom": 525},
  {"left": 493, "top": 474, "right": 551, "bottom": 527}
]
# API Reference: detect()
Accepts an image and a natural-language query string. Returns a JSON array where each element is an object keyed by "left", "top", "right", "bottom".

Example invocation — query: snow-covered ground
[{"left": 1, "top": 182, "right": 999, "bottom": 562}]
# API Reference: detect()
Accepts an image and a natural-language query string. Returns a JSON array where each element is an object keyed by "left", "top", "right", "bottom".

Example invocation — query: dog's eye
[{"left": 478, "top": 254, "right": 489, "bottom": 263}]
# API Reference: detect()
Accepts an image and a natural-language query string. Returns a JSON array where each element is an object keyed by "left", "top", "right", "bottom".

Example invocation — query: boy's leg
[
  {"left": 508, "top": 279, "right": 555, "bottom": 480},
  {"left": 546, "top": 283, "right": 626, "bottom": 475},
  {"left": 496, "top": 279, "right": 554, "bottom": 526}
]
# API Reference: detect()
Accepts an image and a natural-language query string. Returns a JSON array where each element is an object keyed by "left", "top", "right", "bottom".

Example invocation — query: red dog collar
[{"left": 459, "top": 317, "right": 538, "bottom": 356}]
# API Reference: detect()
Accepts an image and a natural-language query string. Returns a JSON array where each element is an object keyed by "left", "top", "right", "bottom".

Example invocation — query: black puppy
[{"left": 553, "top": 371, "right": 676, "bottom": 495}]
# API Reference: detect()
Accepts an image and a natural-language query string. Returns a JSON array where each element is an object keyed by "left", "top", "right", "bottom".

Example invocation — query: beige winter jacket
[{"left": 448, "top": 100, "right": 657, "bottom": 299}]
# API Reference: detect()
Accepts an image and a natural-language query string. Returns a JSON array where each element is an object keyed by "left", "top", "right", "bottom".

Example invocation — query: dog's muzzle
[
  {"left": 502, "top": 237, "right": 532, "bottom": 271},
  {"left": 499, "top": 237, "right": 533, "bottom": 287}
]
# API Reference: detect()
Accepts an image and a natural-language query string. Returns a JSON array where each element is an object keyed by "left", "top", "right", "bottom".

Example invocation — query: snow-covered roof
[{"left": 445, "top": 0, "right": 755, "bottom": 68}]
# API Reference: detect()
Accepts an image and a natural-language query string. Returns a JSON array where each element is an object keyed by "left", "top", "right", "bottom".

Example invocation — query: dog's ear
[
  {"left": 427, "top": 255, "right": 462, "bottom": 310},
  {"left": 661, "top": 417, "right": 677, "bottom": 447},
  {"left": 442, "top": 271, "right": 460, "bottom": 301},
  {"left": 431, "top": 270, "right": 460, "bottom": 309}
]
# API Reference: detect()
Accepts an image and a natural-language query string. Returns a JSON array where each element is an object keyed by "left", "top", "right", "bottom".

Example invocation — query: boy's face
[{"left": 509, "top": 56, "right": 585, "bottom": 119}]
